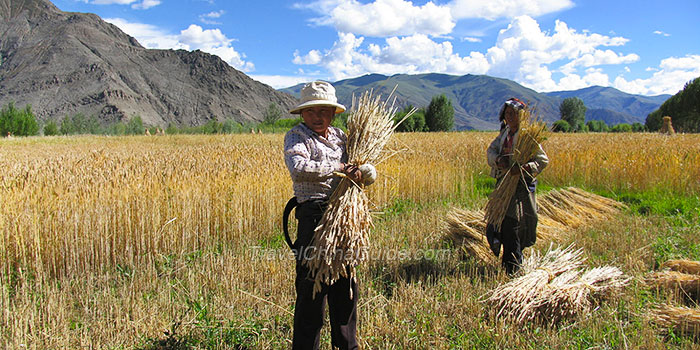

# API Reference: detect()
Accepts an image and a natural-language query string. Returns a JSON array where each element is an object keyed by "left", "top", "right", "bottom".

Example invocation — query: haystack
[
  {"left": 661, "top": 259, "right": 700, "bottom": 275},
  {"left": 484, "top": 244, "right": 629, "bottom": 325},
  {"left": 305, "top": 87, "right": 413, "bottom": 297},
  {"left": 660, "top": 116, "right": 675, "bottom": 135},
  {"left": 650, "top": 304, "right": 700, "bottom": 337},
  {"left": 445, "top": 208, "right": 498, "bottom": 266},
  {"left": 646, "top": 270, "right": 700, "bottom": 299},
  {"left": 447, "top": 188, "right": 623, "bottom": 264}
]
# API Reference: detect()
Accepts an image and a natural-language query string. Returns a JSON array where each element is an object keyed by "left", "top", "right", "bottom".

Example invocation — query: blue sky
[{"left": 50, "top": 0, "right": 700, "bottom": 96}]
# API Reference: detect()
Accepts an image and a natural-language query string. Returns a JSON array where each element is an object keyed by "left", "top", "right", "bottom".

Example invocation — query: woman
[{"left": 486, "top": 98, "right": 548, "bottom": 274}]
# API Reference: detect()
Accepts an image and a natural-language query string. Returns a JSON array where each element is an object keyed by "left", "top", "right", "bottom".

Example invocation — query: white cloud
[
  {"left": 300, "top": 0, "right": 455, "bottom": 37},
  {"left": 249, "top": 75, "right": 315, "bottom": 89},
  {"left": 104, "top": 19, "right": 254, "bottom": 72},
  {"left": 449, "top": 0, "right": 574, "bottom": 20},
  {"left": 653, "top": 30, "right": 671, "bottom": 37},
  {"left": 462, "top": 37, "right": 482, "bottom": 43},
  {"left": 200, "top": 10, "right": 225, "bottom": 25},
  {"left": 83, "top": 0, "right": 160, "bottom": 9},
  {"left": 613, "top": 55, "right": 700, "bottom": 95}
]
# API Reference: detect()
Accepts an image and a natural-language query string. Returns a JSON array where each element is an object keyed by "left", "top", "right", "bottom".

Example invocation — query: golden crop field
[{"left": 1, "top": 132, "right": 699, "bottom": 349}]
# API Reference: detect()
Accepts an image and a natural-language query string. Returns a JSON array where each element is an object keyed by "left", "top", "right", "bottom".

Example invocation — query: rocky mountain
[
  {"left": 281, "top": 74, "right": 670, "bottom": 130},
  {"left": 0, "top": 0, "right": 297, "bottom": 126}
]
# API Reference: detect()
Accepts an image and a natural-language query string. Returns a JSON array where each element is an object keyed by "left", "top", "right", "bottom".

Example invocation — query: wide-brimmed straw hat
[{"left": 289, "top": 81, "right": 346, "bottom": 114}]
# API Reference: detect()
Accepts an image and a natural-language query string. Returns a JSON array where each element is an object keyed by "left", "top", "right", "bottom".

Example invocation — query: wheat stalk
[{"left": 304, "top": 87, "right": 414, "bottom": 297}]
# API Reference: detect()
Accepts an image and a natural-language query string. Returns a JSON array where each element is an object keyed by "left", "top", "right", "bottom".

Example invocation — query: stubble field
[{"left": 1, "top": 132, "right": 699, "bottom": 349}]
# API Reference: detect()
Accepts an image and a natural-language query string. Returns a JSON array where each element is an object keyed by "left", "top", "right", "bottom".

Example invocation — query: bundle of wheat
[
  {"left": 650, "top": 304, "right": 700, "bottom": 337},
  {"left": 646, "top": 271, "right": 700, "bottom": 298},
  {"left": 661, "top": 259, "right": 700, "bottom": 275},
  {"left": 660, "top": 116, "right": 676, "bottom": 135},
  {"left": 484, "top": 109, "right": 548, "bottom": 232},
  {"left": 445, "top": 208, "right": 497, "bottom": 265},
  {"left": 536, "top": 187, "right": 625, "bottom": 229},
  {"left": 305, "top": 87, "right": 413, "bottom": 296},
  {"left": 485, "top": 244, "right": 629, "bottom": 325}
]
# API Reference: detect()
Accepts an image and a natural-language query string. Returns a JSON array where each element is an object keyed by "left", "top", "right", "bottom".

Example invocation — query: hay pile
[
  {"left": 447, "top": 188, "right": 624, "bottom": 265},
  {"left": 305, "top": 88, "right": 412, "bottom": 296},
  {"left": 649, "top": 305, "right": 700, "bottom": 337},
  {"left": 484, "top": 244, "right": 629, "bottom": 325},
  {"left": 647, "top": 259, "right": 700, "bottom": 336},
  {"left": 660, "top": 116, "right": 675, "bottom": 135},
  {"left": 484, "top": 108, "right": 548, "bottom": 232},
  {"left": 646, "top": 259, "right": 700, "bottom": 299}
]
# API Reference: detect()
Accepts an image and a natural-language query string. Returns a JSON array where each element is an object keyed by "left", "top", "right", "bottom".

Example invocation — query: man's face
[{"left": 301, "top": 105, "right": 335, "bottom": 135}]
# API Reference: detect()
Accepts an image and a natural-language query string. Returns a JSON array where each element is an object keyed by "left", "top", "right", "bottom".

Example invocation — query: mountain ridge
[
  {"left": 0, "top": 0, "right": 297, "bottom": 126},
  {"left": 281, "top": 74, "right": 670, "bottom": 130}
]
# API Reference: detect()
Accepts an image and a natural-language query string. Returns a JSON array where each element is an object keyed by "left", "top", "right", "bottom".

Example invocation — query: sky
[{"left": 50, "top": 0, "right": 700, "bottom": 96}]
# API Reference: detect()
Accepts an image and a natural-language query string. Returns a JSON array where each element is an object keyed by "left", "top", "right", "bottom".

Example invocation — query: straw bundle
[
  {"left": 660, "top": 116, "right": 675, "bottom": 135},
  {"left": 305, "top": 88, "right": 412, "bottom": 296},
  {"left": 536, "top": 187, "right": 626, "bottom": 229},
  {"left": 445, "top": 208, "right": 498, "bottom": 266},
  {"left": 650, "top": 304, "right": 700, "bottom": 337},
  {"left": 484, "top": 109, "right": 548, "bottom": 232},
  {"left": 645, "top": 271, "right": 700, "bottom": 298},
  {"left": 661, "top": 259, "right": 700, "bottom": 275},
  {"left": 485, "top": 244, "right": 629, "bottom": 325}
]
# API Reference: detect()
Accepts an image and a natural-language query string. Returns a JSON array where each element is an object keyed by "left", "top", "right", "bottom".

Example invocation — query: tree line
[
  {"left": 552, "top": 97, "right": 646, "bottom": 133},
  {"left": 646, "top": 77, "right": 700, "bottom": 132}
]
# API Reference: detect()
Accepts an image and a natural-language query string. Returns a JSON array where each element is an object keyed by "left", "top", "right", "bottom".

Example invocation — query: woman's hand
[{"left": 341, "top": 163, "right": 363, "bottom": 183}]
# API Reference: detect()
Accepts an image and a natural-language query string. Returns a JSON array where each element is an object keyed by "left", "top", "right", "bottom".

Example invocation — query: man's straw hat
[{"left": 290, "top": 81, "right": 346, "bottom": 114}]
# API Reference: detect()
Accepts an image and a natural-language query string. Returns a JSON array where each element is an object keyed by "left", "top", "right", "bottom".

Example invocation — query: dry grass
[
  {"left": 1, "top": 132, "right": 700, "bottom": 348},
  {"left": 646, "top": 271, "right": 700, "bottom": 299}
]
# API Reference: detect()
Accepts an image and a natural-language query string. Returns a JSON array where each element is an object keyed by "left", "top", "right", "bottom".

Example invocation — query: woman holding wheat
[
  {"left": 283, "top": 81, "right": 363, "bottom": 350},
  {"left": 486, "top": 98, "right": 548, "bottom": 274}
]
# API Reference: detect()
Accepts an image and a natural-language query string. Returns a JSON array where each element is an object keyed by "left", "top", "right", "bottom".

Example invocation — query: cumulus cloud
[
  {"left": 104, "top": 19, "right": 254, "bottom": 72},
  {"left": 83, "top": 0, "right": 160, "bottom": 9},
  {"left": 299, "top": 0, "right": 455, "bottom": 37},
  {"left": 613, "top": 55, "right": 700, "bottom": 95},
  {"left": 449, "top": 0, "right": 574, "bottom": 20}
]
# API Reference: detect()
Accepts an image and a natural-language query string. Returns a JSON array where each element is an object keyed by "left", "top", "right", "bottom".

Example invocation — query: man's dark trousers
[{"left": 292, "top": 200, "right": 358, "bottom": 350}]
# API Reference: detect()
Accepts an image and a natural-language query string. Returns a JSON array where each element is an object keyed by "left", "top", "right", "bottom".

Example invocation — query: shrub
[{"left": 551, "top": 120, "right": 571, "bottom": 132}]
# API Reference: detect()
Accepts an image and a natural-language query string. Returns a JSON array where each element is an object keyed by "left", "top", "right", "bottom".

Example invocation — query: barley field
[{"left": 1, "top": 132, "right": 699, "bottom": 349}]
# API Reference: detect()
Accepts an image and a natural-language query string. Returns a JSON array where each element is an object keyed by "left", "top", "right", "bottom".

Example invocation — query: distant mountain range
[
  {"left": 0, "top": 0, "right": 296, "bottom": 126},
  {"left": 281, "top": 74, "right": 671, "bottom": 130}
]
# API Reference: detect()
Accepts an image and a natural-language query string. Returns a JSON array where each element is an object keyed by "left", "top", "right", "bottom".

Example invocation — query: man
[{"left": 284, "top": 81, "right": 361, "bottom": 350}]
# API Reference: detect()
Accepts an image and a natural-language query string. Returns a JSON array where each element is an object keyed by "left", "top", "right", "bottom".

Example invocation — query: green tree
[
  {"left": 262, "top": 102, "right": 283, "bottom": 125},
  {"left": 425, "top": 95, "right": 454, "bottom": 132},
  {"left": 646, "top": 77, "right": 700, "bottom": 132},
  {"left": 611, "top": 123, "right": 633, "bottom": 133},
  {"left": 43, "top": 121, "right": 59, "bottom": 136},
  {"left": 126, "top": 116, "right": 144, "bottom": 135},
  {"left": 586, "top": 120, "right": 609, "bottom": 132},
  {"left": 551, "top": 120, "right": 571, "bottom": 132},
  {"left": 0, "top": 102, "right": 39, "bottom": 136},
  {"left": 394, "top": 106, "right": 426, "bottom": 132},
  {"left": 559, "top": 97, "right": 587, "bottom": 132}
]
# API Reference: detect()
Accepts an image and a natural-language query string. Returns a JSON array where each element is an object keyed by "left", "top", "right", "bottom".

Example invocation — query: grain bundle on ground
[
  {"left": 484, "top": 244, "right": 629, "bottom": 326},
  {"left": 536, "top": 187, "right": 625, "bottom": 229},
  {"left": 445, "top": 208, "right": 498, "bottom": 266},
  {"left": 484, "top": 108, "right": 548, "bottom": 232},
  {"left": 646, "top": 270, "right": 700, "bottom": 299},
  {"left": 650, "top": 304, "right": 700, "bottom": 337},
  {"left": 660, "top": 116, "right": 675, "bottom": 135},
  {"left": 661, "top": 259, "right": 700, "bottom": 275},
  {"left": 305, "top": 87, "right": 413, "bottom": 296}
]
